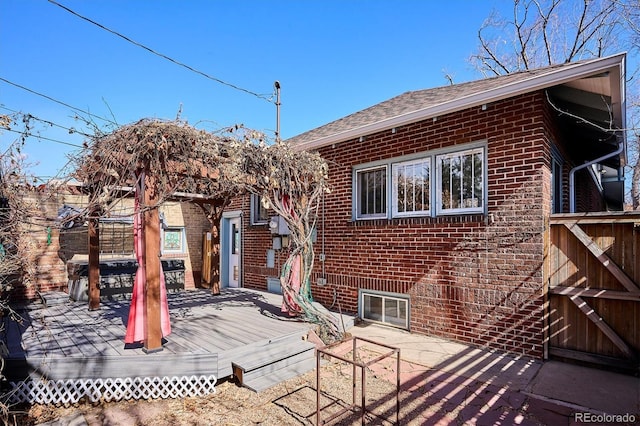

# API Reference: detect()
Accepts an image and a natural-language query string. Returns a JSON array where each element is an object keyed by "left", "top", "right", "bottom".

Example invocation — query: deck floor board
[
  {"left": 2, "top": 288, "right": 318, "bottom": 382},
  {"left": 63, "top": 306, "right": 124, "bottom": 357}
]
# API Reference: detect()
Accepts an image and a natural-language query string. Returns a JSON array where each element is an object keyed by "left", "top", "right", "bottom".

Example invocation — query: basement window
[{"left": 359, "top": 290, "right": 409, "bottom": 329}]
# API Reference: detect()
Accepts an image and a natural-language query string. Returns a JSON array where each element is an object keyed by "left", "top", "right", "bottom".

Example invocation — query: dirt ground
[
  {"left": 8, "top": 344, "right": 558, "bottom": 426},
  {"left": 11, "top": 351, "right": 405, "bottom": 426}
]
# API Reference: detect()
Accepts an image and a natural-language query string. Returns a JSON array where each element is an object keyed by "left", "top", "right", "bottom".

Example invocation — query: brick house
[{"left": 225, "top": 53, "right": 627, "bottom": 359}]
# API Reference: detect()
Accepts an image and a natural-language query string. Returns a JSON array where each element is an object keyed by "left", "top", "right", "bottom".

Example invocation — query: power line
[
  {"left": 0, "top": 106, "right": 95, "bottom": 138},
  {"left": 0, "top": 77, "right": 117, "bottom": 125},
  {"left": 48, "top": 0, "right": 275, "bottom": 103},
  {"left": 3, "top": 128, "right": 84, "bottom": 148}
]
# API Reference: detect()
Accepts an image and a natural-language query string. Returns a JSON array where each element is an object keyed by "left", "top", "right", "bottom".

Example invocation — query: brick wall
[
  {"left": 236, "top": 91, "right": 611, "bottom": 359},
  {"left": 11, "top": 192, "right": 83, "bottom": 300},
  {"left": 11, "top": 192, "right": 211, "bottom": 302},
  {"left": 540, "top": 98, "right": 605, "bottom": 214},
  {"left": 225, "top": 196, "right": 285, "bottom": 291},
  {"left": 305, "top": 93, "right": 550, "bottom": 358},
  {"left": 160, "top": 201, "right": 212, "bottom": 289}
]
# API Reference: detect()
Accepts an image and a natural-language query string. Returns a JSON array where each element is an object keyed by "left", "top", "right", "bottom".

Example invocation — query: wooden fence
[{"left": 546, "top": 212, "right": 640, "bottom": 372}]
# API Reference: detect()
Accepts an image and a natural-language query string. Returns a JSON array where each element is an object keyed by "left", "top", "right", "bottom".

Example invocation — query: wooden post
[
  {"left": 199, "top": 200, "right": 225, "bottom": 296},
  {"left": 143, "top": 174, "right": 163, "bottom": 353},
  {"left": 201, "top": 233, "right": 212, "bottom": 287},
  {"left": 87, "top": 210, "right": 100, "bottom": 310}
]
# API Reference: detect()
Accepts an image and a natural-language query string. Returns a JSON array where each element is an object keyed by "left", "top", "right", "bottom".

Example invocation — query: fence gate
[{"left": 546, "top": 213, "right": 640, "bottom": 372}]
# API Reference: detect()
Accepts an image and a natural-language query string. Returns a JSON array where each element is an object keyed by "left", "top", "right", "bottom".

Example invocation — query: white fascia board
[{"left": 297, "top": 53, "right": 626, "bottom": 152}]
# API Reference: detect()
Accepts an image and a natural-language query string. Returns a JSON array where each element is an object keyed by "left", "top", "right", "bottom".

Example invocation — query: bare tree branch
[
  {"left": 470, "top": 0, "right": 640, "bottom": 208},
  {"left": 567, "top": 1, "right": 617, "bottom": 61},
  {"left": 73, "top": 118, "right": 341, "bottom": 341},
  {"left": 533, "top": 0, "right": 561, "bottom": 65},
  {"left": 473, "top": 13, "right": 513, "bottom": 75},
  {"left": 514, "top": 0, "right": 532, "bottom": 69}
]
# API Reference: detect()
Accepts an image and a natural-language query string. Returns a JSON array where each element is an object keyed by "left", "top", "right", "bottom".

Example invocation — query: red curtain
[{"left": 125, "top": 189, "right": 171, "bottom": 344}]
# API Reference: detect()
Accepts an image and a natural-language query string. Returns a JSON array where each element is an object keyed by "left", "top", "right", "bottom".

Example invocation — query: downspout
[{"left": 569, "top": 139, "right": 624, "bottom": 213}]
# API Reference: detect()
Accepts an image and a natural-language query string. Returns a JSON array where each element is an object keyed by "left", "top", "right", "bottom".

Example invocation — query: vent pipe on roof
[{"left": 569, "top": 139, "right": 624, "bottom": 213}]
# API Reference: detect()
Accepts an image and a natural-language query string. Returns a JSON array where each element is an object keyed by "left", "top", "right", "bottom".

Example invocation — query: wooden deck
[{"left": 2, "top": 288, "right": 316, "bottom": 383}]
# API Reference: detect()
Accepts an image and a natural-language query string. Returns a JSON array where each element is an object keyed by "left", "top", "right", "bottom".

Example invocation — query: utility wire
[
  {"left": 0, "top": 106, "right": 95, "bottom": 138},
  {"left": 48, "top": 0, "right": 274, "bottom": 103},
  {"left": 0, "top": 77, "right": 117, "bottom": 125},
  {"left": 3, "top": 128, "right": 84, "bottom": 148}
]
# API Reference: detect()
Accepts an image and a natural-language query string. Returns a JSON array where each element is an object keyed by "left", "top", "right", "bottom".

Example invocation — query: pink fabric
[
  {"left": 125, "top": 196, "right": 171, "bottom": 344},
  {"left": 281, "top": 254, "right": 301, "bottom": 316}
]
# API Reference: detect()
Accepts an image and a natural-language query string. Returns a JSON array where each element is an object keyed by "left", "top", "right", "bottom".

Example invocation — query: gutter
[{"left": 569, "top": 140, "right": 624, "bottom": 213}]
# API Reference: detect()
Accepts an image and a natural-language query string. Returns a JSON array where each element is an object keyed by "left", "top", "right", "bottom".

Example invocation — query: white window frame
[
  {"left": 392, "top": 157, "right": 431, "bottom": 217},
  {"left": 162, "top": 227, "right": 186, "bottom": 254},
  {"left": 354, "top": 165, "right": 388, "bottom": 220},
  {"left": 353, "top": 142, "right": 487, "bottom": 220},
  {"left": 359, "top": 290, "right": 409, "bottom": 329},
  {"left": 435, "top": 147, "right": 485, "bottom": 215}
]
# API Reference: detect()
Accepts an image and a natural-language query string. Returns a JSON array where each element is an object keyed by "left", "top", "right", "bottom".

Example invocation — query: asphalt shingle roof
[{"left": 285, "top": 60, "right": 585, "bottom": 147}]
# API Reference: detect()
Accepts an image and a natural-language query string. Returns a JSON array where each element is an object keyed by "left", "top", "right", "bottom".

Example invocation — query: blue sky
[{"left": 1, "top": 0, "right": 510, "bottom": 180}]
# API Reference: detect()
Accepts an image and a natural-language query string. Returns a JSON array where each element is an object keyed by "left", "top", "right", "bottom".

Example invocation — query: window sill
[
  {"left": 350, "top": 214, "right": 485, "bottom": 227},
  {"left": 162, "top": 252, "right": 188, "bottom": 259}
]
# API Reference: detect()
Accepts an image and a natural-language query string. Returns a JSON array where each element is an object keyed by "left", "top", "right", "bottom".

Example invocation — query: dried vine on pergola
[{"left": 74, "top": 118, "right": 342, "bottom": 342}]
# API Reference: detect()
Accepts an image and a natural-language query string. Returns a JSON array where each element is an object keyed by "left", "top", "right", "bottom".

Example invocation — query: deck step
[
  {"left": 232, "top": 338, "right": 316, "bottom": 393},
  {"left": 237, "top": 340, "right": 316, "bottom": 381},
  {"left": 218, "top": 330, "right": 309, "bottom": 378},
  {"left": 241, "top": 356, "right": 317, "bottom": 393}
]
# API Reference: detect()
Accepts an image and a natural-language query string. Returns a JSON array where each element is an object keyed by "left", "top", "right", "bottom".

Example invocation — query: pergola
[{"left": 75, "top": 119, "right": 339, "bottom": 352}]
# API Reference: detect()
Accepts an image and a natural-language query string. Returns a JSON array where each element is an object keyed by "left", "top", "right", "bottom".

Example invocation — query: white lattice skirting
[{"left": 3, "top": 375, "right": 217, "bottom": 405}]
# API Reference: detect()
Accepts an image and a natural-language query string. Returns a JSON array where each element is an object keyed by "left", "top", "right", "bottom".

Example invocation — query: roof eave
[{"left": 296, "top": 53, "right": 626, "bottom": 152}]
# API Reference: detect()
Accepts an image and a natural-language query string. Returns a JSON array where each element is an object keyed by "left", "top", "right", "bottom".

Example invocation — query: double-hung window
[
  {"left": 392, "top": 159, "right": 430, "bottom": 216},
  {"left": 356, "top": 166, "right": 387, "bottom": 219},
  {"left": 436, "top": 147, "right": 484, "bottom": 215},
  {"left": 353, "top": 144, "right": 486, "bottom": 220},
  {"left": 250, "top": 194, "right": 269, "bottom": 225}
]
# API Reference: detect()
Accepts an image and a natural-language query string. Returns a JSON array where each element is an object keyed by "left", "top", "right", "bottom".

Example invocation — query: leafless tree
[
  {"left": 470, "top": 0, "right": 640, "bottom": 208},
  {"left": 619, "top": 1, "right": 640, "bottom": 208},
  {"left": 470, "top": 0, "right": 627, "bottom": 75},
  {"left": 0, "top": 114, "right": 45, "bottom": 424}
]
